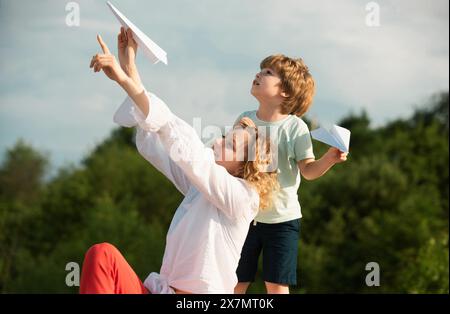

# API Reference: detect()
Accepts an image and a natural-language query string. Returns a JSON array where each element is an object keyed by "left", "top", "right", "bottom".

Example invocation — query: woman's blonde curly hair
[{"left": 234, "top": 117, "right": 279, "bottom": 210}]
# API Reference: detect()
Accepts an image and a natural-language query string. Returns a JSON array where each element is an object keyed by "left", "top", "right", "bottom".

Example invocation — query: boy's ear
[{"left": 280, "top": 91, "right": 289, "bottom": 98}]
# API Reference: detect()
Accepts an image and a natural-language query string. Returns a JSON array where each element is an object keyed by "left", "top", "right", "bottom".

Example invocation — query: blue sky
[{"left": 0, "top": 0, "right": 448, "bottom": 172}]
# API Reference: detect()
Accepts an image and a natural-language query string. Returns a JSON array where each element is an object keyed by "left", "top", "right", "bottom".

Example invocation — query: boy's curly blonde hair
[
  {"left": 234, "top": 117, "right": 279, "bottom": 210},
  {"left": 260, "top": 54, "right": 315, "bottom": 117}
]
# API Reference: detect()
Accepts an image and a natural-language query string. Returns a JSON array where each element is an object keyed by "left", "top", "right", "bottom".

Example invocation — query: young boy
[{"left": 234, "top": 54, "right": 348, "bottom": 294}]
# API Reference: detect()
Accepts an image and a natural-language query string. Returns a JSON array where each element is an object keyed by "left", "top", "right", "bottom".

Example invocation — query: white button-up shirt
[{"left": 113, "top": 91, "right": 259, "bottom": 294}]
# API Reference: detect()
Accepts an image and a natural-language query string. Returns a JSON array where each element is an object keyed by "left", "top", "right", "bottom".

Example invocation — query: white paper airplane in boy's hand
[
  {"left": 106, "top": 1, "right": 168, "bottom": 65},
  {"left": 310, "top": 125, "right": 351, "bottom": 153}
]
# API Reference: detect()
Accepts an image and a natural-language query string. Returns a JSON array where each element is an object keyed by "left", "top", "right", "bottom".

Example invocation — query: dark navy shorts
[{"left": 236, "top": 218, "right": 301, "bottom": 286}]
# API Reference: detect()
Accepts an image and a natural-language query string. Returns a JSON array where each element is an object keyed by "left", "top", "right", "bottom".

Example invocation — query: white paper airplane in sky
[{"left": 106, "top": 1, "right": 168, "bottom": 65}]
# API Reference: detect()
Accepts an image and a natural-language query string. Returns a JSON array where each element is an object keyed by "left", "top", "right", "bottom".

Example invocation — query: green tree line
[{"left": 0, "top": 92, "right": 448, "bottom": 293}]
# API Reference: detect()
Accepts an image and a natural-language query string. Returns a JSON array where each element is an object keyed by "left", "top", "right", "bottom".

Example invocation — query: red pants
[{"left": 79, "top": 242, "right": 149, "bottom": 294}]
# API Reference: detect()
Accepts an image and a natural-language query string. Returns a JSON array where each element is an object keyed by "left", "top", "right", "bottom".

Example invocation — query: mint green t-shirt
[{"left": 235, "top": 110, "right": 315, "bottom": 223}]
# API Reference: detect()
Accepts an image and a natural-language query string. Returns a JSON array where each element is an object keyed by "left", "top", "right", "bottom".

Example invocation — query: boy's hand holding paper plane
[{"left": 311, "top": 125, "right": 351, "bottom": 154}]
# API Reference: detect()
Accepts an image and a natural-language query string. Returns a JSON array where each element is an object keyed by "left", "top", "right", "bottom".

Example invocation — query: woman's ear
[{"left": 280, "top": 91, "right": 289, "bottom": 98}]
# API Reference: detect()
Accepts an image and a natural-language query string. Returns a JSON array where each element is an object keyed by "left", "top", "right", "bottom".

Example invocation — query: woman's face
[{"left": 213, "top": 127, "right": 250, "bottom": 176}]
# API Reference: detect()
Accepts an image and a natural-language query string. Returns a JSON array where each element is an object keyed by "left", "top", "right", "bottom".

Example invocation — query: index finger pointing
[{"left": 97, "top": 34, "right": 111, "bottom": 54}]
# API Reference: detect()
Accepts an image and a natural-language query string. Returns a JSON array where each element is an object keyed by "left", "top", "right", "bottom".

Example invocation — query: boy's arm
[{"left": 298, "top": 147, "right": 348, "bottom": 180}]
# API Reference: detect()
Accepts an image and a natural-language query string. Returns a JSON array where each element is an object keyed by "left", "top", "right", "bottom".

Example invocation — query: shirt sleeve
[
  {"left": 113, "top": 92, "right": 190, "bottom": 195},
  {"left": 293, "top": 120, "right": 315, "bottom": 162},
  {"left": 114, "top": 91, "right": 259, "bottom": 220}
]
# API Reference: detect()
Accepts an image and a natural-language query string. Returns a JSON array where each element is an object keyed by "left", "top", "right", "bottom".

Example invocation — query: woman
[{"left": 80, "top": 29, "right": 278, "bottom": 294}]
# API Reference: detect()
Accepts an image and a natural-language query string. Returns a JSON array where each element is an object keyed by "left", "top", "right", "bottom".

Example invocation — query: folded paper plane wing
[
  {"left": 107, "top": 1, "right": 168, "bottom": 65},
  {"left": 310, "top": 125, "right": 350, "bottom": 153}
]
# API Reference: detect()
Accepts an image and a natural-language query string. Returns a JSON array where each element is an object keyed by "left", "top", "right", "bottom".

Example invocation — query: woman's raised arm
[
  {"left": 117, "top": 27, "right": 143, "bottom": 89},
  {"left": 90, "top": 34, "right": 149, "bottom": 116}
]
